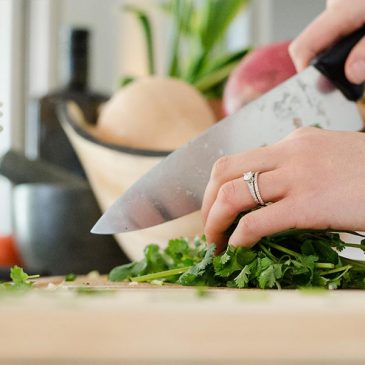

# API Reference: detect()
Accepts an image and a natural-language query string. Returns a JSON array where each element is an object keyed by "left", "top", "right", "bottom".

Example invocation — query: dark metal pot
[{"left": 12, "top": 183, "right": 129, "bottom": 275}]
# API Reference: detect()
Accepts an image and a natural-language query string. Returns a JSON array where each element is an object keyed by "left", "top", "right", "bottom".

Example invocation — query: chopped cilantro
[
  {"left": 0, "top": 266, "right": 39, "bottom": 293},
  {"left": 109, "top": 230, "right": 365, "bottom": 290},
  {"left": 65, "top": 273, "right": 77, "bottom": 282}
]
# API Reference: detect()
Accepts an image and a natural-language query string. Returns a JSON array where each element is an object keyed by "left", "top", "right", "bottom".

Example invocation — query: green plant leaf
[
  {"left": 234, "top": 265, "right": 251, "bottom": 288},
  {"left": 203, "top": 48, "right": 251, "bottom": 74},
  {"left": 124, "top": 5, "right": 155, "bottom": 74},
  {"left": 119, "top": 75, "right": 136, "bottom": 88},
  {"left": 109, "top": 228, "right": 365, "bottom": 289},
  {"left": 193, "top": 60, "right": 240, "bottom": 93},
  {"left": 109, "top": 262, "right": 143, "bottom": 282},
  {"left": 178, "top": 244, "right": 215, "bottom": 285},
  {"left": 10, "top": 266, "right": 29, "bottom": 285},
  {"left": 198, "top": 0, "right": 249, "bottom": 54}
]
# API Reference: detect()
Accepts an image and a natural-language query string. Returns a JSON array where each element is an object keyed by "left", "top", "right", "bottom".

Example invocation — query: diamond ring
[{"left": 243, "top": 171, "right": 266, "bottom": 206}]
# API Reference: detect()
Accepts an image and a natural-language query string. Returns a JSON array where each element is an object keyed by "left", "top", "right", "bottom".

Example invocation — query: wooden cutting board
[{"left": 1, "top": 275, "right": 365, "bottom": 364}]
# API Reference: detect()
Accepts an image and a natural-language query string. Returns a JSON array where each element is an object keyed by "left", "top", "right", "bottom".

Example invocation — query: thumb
[
  {"left": 345, "top": 35, "right": 365, "bottom": 84},
  {"left": 289, "top": 1, "right": 365, "bottom": 72}
]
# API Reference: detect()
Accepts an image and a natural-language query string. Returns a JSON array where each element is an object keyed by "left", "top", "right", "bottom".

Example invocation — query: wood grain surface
[{"left": 1, "top": 276, "right": 365, "bottom": 363}]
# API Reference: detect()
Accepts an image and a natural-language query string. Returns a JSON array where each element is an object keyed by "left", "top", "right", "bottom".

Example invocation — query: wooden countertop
[{"left": 1, "top": 275, "right": 365, "bottom": 363}]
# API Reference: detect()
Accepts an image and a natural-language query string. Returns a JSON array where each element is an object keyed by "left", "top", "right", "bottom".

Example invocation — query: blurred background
[{"left": 0, "top": 0, "right": 326, "bottom": 276}]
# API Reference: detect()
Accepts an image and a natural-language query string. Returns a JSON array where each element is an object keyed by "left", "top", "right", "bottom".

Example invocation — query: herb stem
[
  {"left": 314, "top": 263, "right": 335, "bottom": 269},
  {"left": 342, "top": 242, "right": 365, "bottom": 250},
  {"left": 341, "top": 257, "right": 365, "bottom": 270},
  {"left": 130, "top": 267, "right": 190, "bottom": 283},
  {"left": 319, "top": 265, "right": 352, "bottom": 276},
  {"left": 258, "top": 243, "right": 277, "bottom": 262},
  {"left": 28, "top": 275, "right": 40, "bottom": 280},
  {"left": 267, "top": 242, "right": 301, "bottom": 259}
]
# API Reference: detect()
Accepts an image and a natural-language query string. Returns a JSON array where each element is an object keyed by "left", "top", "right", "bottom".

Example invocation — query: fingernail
[{"left": 349, "top": 60, "right": 365, "bottom": 84}]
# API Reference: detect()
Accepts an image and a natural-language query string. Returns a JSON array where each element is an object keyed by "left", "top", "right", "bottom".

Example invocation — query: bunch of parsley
[{"left": 109, "top": 230, "right": 365, "bottom": 289}]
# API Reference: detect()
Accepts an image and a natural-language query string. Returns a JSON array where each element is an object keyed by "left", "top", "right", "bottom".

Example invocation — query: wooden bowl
[{"left": 57, "top": 101, "right": 203, "bottom": 261}]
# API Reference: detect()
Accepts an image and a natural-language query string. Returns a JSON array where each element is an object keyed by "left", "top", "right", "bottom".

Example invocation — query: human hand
[
  {"left": 201, "top": 127, "right": 365, "bottom": 252},
  {"left": 289, "top": 0, "right": 365, "bottom": 84}
]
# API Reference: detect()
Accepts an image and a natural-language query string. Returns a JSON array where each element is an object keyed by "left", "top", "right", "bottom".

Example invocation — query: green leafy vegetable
[
  {"left": 121, "top": 0, "right": 251, "bottom": 98},
  {"left": 109, "top": 230, "right": 365, "bottom": 289},
  {"left": 65, "top": 273, "right": 77, "bottom": 282},
  {"left": 0, "top": 266, "right": 39, "bottom": 292},
  {"left": 124, "top": 5, "right": 155, "bottom": 75}
]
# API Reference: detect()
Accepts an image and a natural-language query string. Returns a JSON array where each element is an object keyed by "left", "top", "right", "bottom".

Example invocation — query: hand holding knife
[{"left": 93, "top": 2, "right": 365, "bottom": 252}]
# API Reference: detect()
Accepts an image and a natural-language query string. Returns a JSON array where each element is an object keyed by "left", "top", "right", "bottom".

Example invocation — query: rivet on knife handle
[{"left": 313, "top": 25, "right": 365, "bottom": 101}]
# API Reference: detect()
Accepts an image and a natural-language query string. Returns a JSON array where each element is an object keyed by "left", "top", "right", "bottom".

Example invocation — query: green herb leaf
[
  {"left": 124, "top": 5, "right": 155, "bottom": 74},
  {"left": 10, "top": 266, "right": 30, "bottom": 285},
  {"left": 65, "top": 273, "right": 77, "bottom": 282},
  {"left": 0, "top": 266, "right": 40, "bottom": 293},
  {"left": 234, "top": 265, "right": 251, "bottom": 288},
  {"left": 178, "top": 244, "right": 215, "bottom": 285},
  {"left": 108, "top": 229, "right": 365, "bottom": 290}
]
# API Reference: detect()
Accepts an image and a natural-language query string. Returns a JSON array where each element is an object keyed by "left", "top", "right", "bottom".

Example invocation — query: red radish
[{"left": 223, "top": 41, "right": 296, "bottom": 115}]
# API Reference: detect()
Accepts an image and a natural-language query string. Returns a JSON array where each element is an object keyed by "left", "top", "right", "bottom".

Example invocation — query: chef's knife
[{"left": 92, "top": 26, "right": 365, "bottom": 235}]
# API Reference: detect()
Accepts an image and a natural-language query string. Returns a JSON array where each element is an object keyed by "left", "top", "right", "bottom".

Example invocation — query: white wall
[
  {"left": 27, "top": 0, "right": 156, "bottom": 97},
  {"left": 270, "top": 0, "right": 326, "bottom": 41},
  {"left": 0, "top": 0, "right": 26, "bottom": 235},
  {"left": 0, "top": 0, "right": 13, "bottom": 235},
  {"left": 28, "top": 0, "right": 327, "bottom": 96},
  {"left": 252, "top": 0, "right": 326, "bottom": 45},
  {"left": 59, "top": 0, "right": 121, "bottom": 94}
]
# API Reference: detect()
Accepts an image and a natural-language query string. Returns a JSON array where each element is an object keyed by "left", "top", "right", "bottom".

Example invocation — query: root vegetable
[{"left": 97, "top": 77, "right": 216, "bottom": 151}]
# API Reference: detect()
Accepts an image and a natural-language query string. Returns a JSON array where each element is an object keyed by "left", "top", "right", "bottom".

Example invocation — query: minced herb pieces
[
  {"left": 109, "top": 230, "right": 365, "bottom": 289},
  {"left": 65, "top": 273, "right": 77, "bottom": 282},
  {"left": 0, "top": 266, "right": 39, "bottom": 292}
]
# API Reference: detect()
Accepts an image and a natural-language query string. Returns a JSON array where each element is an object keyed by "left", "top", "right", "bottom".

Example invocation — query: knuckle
[
  {"left": 288, "top": 40, "right": 298, "bottom": 59},
  {"left": 210, "top": 156, "right": 230, "bottom": 182},
  {"left": 287, "top": 127, "right": 321, "bottom": 153},
  {"left": 327, "top": 0, "right": 344, "bottom": 10},
  {"left": 219, "top": 180, "right": 236, "bottom": 202},
  {"left": 290, "top": 126, "right": 315, "bottom": 137},
  {"left": 217, "top": 181, "right": 239, "bottom": 214},
  {"left": 290, "top": 197, "right": 323, "bottom": 230}
]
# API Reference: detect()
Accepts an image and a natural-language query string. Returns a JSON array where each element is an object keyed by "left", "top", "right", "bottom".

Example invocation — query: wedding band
[
  {"left": 243, "top": 171, "right": 266, "bottom": 206},
  {"left": 253, "top": 172, "right": 266, "bottom": 206}
]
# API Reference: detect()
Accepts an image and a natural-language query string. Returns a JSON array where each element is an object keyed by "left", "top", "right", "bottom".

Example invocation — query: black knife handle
[{"left": 313, "top": 25, "right": 365, "bottom": 101}]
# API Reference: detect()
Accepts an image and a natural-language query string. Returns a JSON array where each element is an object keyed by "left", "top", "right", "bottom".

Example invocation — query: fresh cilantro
[
  {"left": 65, "top": 273, "right": 77, "bottom": 282},
  {"left": 109, "top": 261, "right": 146, "bottom": 282},
  {"left": 0, "top": 266, "right": 39, "bottom": 293},
  {"left": 234, "top": 266, "right": 251, "bottom": 288},
  {"left": 178, "top": 244, "right": 215, "bottom": 285},
  {"left": 108, "top": 230, "right": 365, "bottom": 290}
]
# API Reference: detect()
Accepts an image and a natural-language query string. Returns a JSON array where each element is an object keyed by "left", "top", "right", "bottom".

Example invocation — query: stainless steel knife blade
[{"left": 92, "top": 66, "right": 363, "bottom": 234}]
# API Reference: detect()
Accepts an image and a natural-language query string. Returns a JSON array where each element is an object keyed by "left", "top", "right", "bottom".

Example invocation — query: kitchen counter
[{"left": 1, "top": 276, "right": 365, "bottom": 364}]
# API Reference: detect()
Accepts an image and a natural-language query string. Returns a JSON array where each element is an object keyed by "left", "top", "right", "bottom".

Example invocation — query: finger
[
  {"left": 346, "top": 36, "right": 365, "bottom": 84},
  {"left": 228, "top": 199, "right": 296, "bottom": 248},
  {"left": 289, "top": 2, "right": 365, "bottom": 71},
  {"left": 204, "top": 170, "right": 287, "bottom": 252},
  {"left": 201, "top": 146, "right": 279, "bottom": 225}
]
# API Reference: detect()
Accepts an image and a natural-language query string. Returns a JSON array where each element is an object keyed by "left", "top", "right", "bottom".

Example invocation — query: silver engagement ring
[{"left": 243, "top": 171, "right": 266, "bottom": 206}]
